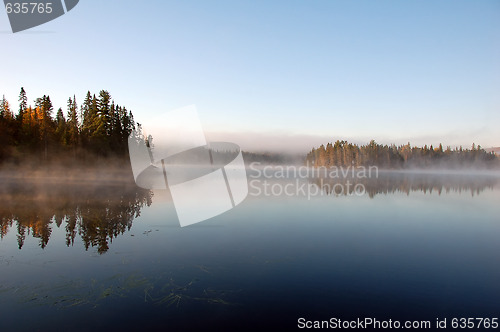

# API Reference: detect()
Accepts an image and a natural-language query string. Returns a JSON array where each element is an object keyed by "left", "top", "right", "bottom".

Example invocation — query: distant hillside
[{"left": 242, "top": 151, "right": 304, "bottom": 165}]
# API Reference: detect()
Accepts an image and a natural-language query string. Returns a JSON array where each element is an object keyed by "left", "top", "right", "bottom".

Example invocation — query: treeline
[
  {"left": 306, "top": 140, "right": 499, "bottom": 169},
  {"left": 0, "top": 87, "right": 136, "bottom": 163}
]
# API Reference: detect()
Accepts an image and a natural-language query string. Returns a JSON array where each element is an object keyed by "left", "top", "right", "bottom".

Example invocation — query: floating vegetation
[
  {"left": 4, "top": 269, "right": 240, "bottom": 310},
  {"left": 0, "top": 286, "right": 11, "bottom": 295},
  {"left": 197, "top": 265, "right": 211, "bottom": 274}
]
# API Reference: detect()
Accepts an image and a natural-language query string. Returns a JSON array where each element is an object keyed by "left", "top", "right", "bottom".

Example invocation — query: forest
[
  {"left": 306, "top": 140, "right": 499, "bottom": 169},
  {"left": 0, "top": 87, "right": 135, "bottom": 165},
  {"left": 1, "top": 87, "right": 498, "bottom": 169}
]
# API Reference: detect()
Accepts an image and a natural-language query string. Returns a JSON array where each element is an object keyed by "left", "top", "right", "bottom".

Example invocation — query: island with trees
[{"left": 305, "top": 140, "right": 499, "bottom": 169}]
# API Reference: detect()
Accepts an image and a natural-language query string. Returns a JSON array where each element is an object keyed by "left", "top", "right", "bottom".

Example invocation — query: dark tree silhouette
[{"left": 0, "top": 87, "right": 136, "bottom": 164}]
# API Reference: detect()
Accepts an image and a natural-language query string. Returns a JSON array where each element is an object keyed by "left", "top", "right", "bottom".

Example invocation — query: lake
[{"left": 1, "top": 169, "right": 499, "bottom": 331}]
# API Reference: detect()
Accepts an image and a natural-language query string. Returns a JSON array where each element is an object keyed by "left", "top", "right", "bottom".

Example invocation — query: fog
[
  {"left": 1, "top": 151, "right": 499, "bottom": 253},
  {"left": 204, "top": 130, "right": 332, "bottom": 154},
  {"left": 204, "top": 130, "right": 500, "bottom": 155}
]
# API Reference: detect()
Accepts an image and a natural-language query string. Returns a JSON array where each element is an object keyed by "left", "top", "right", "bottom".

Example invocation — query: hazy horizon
[
  {"left": 1, "top": 0, "right": 499, "bottom": 148},
  {"left": 205, "top": 130, "right": 499, "bottom": 154}
]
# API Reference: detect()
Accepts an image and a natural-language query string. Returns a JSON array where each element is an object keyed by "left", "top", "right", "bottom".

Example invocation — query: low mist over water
[
  {"left": 1, "top": 165, "right": 499, "bottom": 252},
  {"left": 1, "top": 163, "right": 499, "bottom": 330}
]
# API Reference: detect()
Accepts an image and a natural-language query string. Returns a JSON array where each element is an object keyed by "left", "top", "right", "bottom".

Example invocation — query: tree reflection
[
  {"left": 309, "top": 172, "right": 499, "bottom": 198},
  {"left": 0, "top": 178, "right": 152, "bottom": 253}
]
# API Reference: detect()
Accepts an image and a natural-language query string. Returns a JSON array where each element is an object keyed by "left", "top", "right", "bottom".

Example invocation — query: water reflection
[
  {"left": 308, "top": 171, "right": 499, "bottom": 197},
  {"left": 0, "top": 178, "right": 152, "bottom": 253},
  {"left": 1, "top": 171, "right": 498, "bottom": 253},
  {"left": 1, "top": 170, "right": 499, "bottom": 331}
]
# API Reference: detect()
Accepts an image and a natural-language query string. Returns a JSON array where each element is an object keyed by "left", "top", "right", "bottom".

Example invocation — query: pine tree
[
  {"left": 35, "top": 95, "right": 54, "bottom": 158},
  {"left": 0, "top": 95, "right": 13, "bottom": 120},
  {"left": 55, "top": 108, "right": 66, "bottom": 144},
  {"left": 17, "top": 87, "right": 27, "bottom": 122},
  {"left": 67, "top": 95, "right": 79, "bottom": 146},
  {"left": 97, "top": 90, "right": 111, "bottom": 136}
]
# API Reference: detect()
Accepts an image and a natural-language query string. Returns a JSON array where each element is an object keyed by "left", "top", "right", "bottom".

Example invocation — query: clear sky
[{"left": 1, "top": 0, "right": 499, "bottom": 152}]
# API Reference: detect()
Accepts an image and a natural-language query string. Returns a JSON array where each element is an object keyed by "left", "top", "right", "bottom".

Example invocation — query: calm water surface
[{"left": 1, "top": 171, "right": 499, "bottom": 331}]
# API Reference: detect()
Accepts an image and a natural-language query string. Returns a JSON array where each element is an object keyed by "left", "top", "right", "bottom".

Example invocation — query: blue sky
[{"left": 1, "top": 0, "right": 499, "bottom": 151}]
